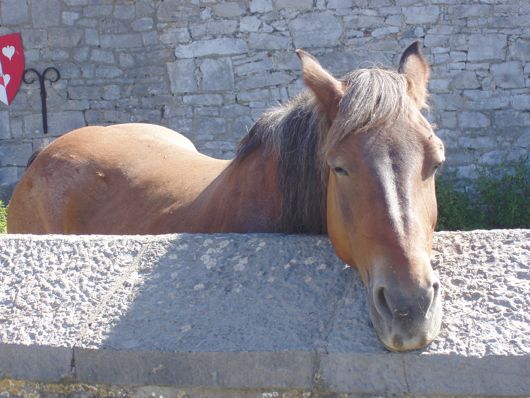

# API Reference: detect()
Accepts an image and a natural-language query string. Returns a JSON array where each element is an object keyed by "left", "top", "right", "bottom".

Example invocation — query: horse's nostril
[{"left": 375, "top": 286, "right": 393, "bottom": 322}]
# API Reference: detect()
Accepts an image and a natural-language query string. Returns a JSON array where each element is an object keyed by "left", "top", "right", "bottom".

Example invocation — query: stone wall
[
  {"left": 1, "top": 230, "right": 529, "bottom": 396},
  {"left": 0, "top": 0, "right": 529, "bottom": 200}
]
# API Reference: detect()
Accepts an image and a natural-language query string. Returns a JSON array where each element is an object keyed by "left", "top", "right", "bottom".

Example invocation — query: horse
[{"left": 7, "top": 41, "right": 445, "bottom": 352}]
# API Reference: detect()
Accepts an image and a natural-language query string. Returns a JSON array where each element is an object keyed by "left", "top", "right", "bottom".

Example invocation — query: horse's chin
[{"left": 368, "top": 290, "right": 443, "bottom": 352}]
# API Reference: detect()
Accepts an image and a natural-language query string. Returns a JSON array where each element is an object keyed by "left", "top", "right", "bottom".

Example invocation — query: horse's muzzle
[{"left": 368, "top": 273, "right": 442, "bottom": 352}]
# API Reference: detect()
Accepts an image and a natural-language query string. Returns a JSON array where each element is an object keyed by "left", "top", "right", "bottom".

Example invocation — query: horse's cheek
[{"left": 326, "top": 181, "right": 356, "bottom": 268}]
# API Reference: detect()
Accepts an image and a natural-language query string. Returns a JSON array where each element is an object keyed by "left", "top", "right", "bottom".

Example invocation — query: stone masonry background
[{"left": 0, "top": 0, "right": 528, "bottom": 200}]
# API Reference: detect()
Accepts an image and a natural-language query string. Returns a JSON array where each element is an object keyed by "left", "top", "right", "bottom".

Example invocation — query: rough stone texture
[
  {"left": 0, "top": 0, "right": 529, "bottom": 201},
  {"left": 0, "top": 230, "right": 529, "bottom": 396}
]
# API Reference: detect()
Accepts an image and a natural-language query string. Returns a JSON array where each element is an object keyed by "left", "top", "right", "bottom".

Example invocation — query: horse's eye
[{"left": 334, "top": 166, "right": 349, "bottom": 176}]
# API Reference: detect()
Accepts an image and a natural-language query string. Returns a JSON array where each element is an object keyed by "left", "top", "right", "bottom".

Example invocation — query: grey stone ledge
[{"left": 0, "top": 230, "right": 528, "bottom": 396}]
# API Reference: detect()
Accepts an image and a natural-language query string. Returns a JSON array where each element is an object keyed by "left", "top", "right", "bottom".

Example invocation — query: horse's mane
[{"left": 234, "top": 67, "right": 412, "bottom": 234}]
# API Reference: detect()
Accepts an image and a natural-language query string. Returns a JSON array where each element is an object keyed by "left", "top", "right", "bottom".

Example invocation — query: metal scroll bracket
[{"left": 23, "top": 67, "right": 60, "bottom": 135}]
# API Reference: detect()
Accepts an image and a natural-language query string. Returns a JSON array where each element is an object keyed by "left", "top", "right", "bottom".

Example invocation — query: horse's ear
[
  {"left": 398, "top": 41, "right": 430, "bottom": 109},
  {"left": 296, "top": 49, "right": 344, "bottom": 120}
]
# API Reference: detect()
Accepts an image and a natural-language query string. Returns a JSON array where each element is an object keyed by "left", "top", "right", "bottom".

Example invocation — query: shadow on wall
[{"left": 85, "top": 234, "right": 379, "bottom": 354}]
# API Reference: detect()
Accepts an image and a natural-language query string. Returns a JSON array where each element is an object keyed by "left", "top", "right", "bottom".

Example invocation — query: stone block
[
  {"left": 100, "top": 34, "right": 143, "bottom": 48},
  {"left": 0, "top": 166, "right": 18, "bottom": 199},
  {"left": 83, "top": 5, "right": 113, "bottom": 17},
  {"left": 405, "top": 355, "right": 530, "bottom": 396},
  {"left": 273, "top": 0, "right": 313, "bottom": 9},
  {"left": 31, "top": 0, "right": 60, "bottom": 27},
  {"left": 95, "top": 66, "right": 123, "bottom": 78},
  {"left": 430, "top": 93, "right": 464, "bottom": 111},
  {"left": 167, "top": 60, "right": 197, "bottom": 94},
  {"left": 495, "top": 110, "right": 530, "bottom": 127},
  {"left": 289, "top": 12, "right": 343, "bottom": 48},
  {"left": 424, "top": 34, "right": 449, "bottom": 47},
  {"left": 451, "top": 4, "right": 492, "bottom": 18},
  {"left": 491, "top": 62, "right": 524, "bottom": 89},
  {"left": 320, "top": 353, "right": 407, "bottom": 393},
  {"left": 157, "top": 2, "right": 201, "bottom": 22},
  {"left": 0, "top": 142, "right": 33, "bottom": 166},
  {"left": 213, "top": 2, "right": 245, "bottom": 17},
  {"left": 451, "top": 71, "right": 480, "bottom": 89},
  {"left": 0, "top": 345, "right": 73, "bottom": 382},
  {"left": 62, "top": 11, "right": 79, "bottom": 26},
  {"left": 200, "top": 58, "right": 235, "bottom": 91},
  {"left": 131, "top": 17, "right": 154, "bottom": 32},
  {"left": 238, "top": 72, "right": 292, "bottom": 90},
  {"left": 511, "top": 39, "right": 530, "bottom": 62},
  {"left": 371, "top": 26, "right": 400, "bottom": 38},
  {"left": 90, "top": 49, "right": 115, "bottom": 64},
  {"left": 458, "top": 111, "right": 490, "bottom": 128},
  {"left": 160, "top": 28, "right": 191, "bottom": 45},
  {"left": 206, "top": 20, "right": 238, "bottom": 36},
  {"left": 512, "top": 94, "right": 530, "bottom": 110},
  {"left": 47, "top": 111, "right": 86, "bottom": 136},
  {"left": 48, "top": 27, "right": 83, "bottom": 48},
  {"left": 1, "top": 0, "right": 29, "bottom": 24},
  {"left": 240, "top": 16, "right": 261, "bottom": 32},
  {"left": 175, "top": 38, "right": 248, "bottom": 58},
  {"left": 113, "top": 4, "right": 136, "bottom": 20},
  {"left": 403, "top": 6, "right": 440, "bottom": 24},
  {"left": 193, "top": 116, "right": 227, "bottom": 134},
  {"left": 183, "top": 94, "right": 224, "bottom": 106},
  {"left": 250, "top": 0, "right": 273, "bottom": 13},
  {"left": 248, "top": 33, "right": 291, "bottom": 50},
  {"left": 21, "top": 29, "right": 48, "bottom": 49},
  {"left": 464, "top": 90, "right": 510, "bottom": 110},
  {"left": 235, "top": 59, "right": 273, "bottom": 76},
  {"left": 467, "top": 34, "right": 507, "bottom": 62},
  {"left": 0, "top": 111, "right": 10, "bottom": 139},
  {"left": 85, "top": 28, "right": 99, "bottom": 46}
]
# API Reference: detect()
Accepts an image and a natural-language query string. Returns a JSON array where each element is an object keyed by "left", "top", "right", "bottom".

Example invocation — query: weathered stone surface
[
  {"left": 458, "top": 111, "right": 490, "bottom": 128},
  {"left": 403, "top": 6, "right": 440, "bottom": 24},
  {"left": 0, "top": 112, "right": 10, "bottom": 139},
  {"left": 200, "top": 58, "right": 235, "bottom": 92},
  {"left": 30, "top": 0, "right": 60, "bottom": 28},
  {"left": 0, "top": 0, "right": 29, "bottom": 25},
  {"left": 451, "top": 71, "right": 480, "bottom": 89},
  {"left": 467, "top": 34, "right": 507, "bottom": 61},
  {"left": 213, "top": 2, "right": 245, "bottom": 18},
  {"left": 0, "top": 143, "right": 32, "bottom": 166},
  {"left": 0, "top": 231, "right": 528, "bottom": 395},
  {"left": 167, "top": 60, "right": 197, "bottom": 94},
  {"left": 175, "top": 38, "right": 248, "bottom": 58},
  {"left": 289, "top": 12, "right": 343, "bottom": 48},
  {"left": 491, "top": 61, "right": 525, "bottom": 88}
]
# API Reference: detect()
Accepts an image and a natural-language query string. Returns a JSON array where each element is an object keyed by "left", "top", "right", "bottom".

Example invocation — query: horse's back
[{"left": 7, "top": 123, "right": 228, "bottom": 234}]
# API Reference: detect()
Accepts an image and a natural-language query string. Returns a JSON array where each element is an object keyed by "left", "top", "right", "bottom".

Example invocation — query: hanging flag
[{"left": 0, "top": 33, "right": 24, "bottom": 106}]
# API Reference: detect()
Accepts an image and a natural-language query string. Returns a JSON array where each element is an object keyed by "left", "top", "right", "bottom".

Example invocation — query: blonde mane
[{"left": 323, "top": 68, "right": 414, "bottom": 155}]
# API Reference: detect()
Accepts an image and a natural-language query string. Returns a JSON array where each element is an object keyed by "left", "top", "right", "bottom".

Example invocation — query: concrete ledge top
[{"left": 0, "top": 230, "right": 529, "bottom": 396}]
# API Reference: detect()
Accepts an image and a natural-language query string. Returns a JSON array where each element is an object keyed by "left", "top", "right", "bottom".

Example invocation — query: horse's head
[{"left": 297, "top": 42, "right": 444, "bottom": 351}]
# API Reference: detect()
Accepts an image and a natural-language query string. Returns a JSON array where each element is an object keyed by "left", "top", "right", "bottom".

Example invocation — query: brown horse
[{"left": 8, "top": 42, "right": 444, "bottom": 352}]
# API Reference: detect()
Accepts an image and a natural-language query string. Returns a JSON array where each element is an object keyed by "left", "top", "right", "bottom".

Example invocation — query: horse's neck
[{"left": 202, "top": 150, "right": 282, "bottom": 232}]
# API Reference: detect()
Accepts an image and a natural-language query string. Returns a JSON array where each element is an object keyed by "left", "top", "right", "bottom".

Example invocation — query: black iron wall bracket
[{"left": 23, "top": 67, "right": 60, "bottom": 135}]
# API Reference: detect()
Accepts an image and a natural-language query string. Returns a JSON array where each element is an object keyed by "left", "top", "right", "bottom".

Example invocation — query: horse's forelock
[{"left": 322, "top": 68, "right": 413, "bottom": 156}]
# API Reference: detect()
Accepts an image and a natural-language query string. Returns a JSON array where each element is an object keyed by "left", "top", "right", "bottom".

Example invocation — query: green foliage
[
  {"left": 436, "top": 160, "right": 530, "bottom": 231},
  {"left": 0, "top": 200, "right": 7, "bottom": 234},
  {"left": 435, "top": 177, "right": 480, "bottom": 231}
]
